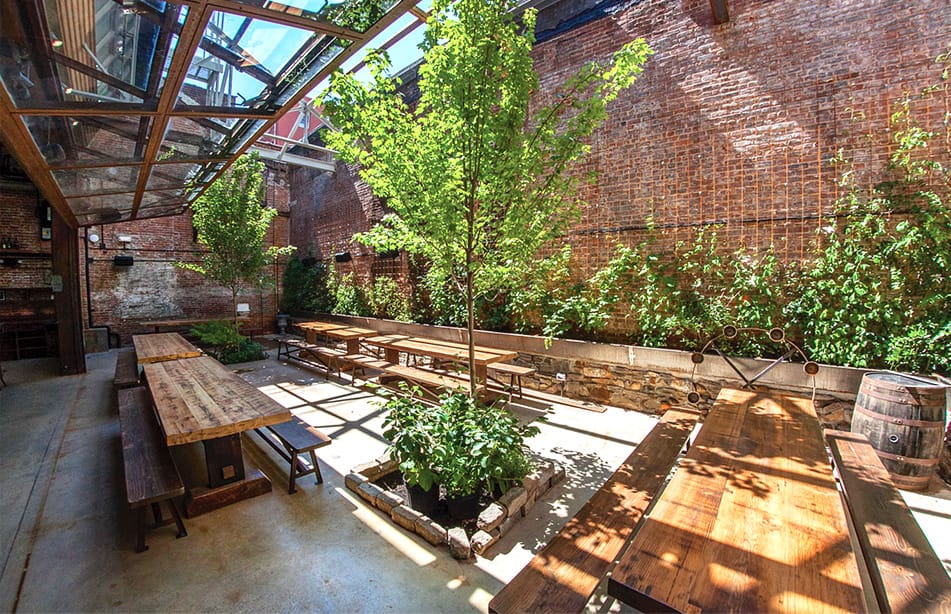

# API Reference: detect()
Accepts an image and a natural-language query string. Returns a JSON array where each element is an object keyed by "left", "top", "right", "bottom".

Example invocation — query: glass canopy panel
[
  {"left": 53, "top": 166, "right": 141, "bottom": 197},
  {"left": 0, "top": 2, "right": 187, "bottom": 109},
  {"left": 21, "top": 115, "right": 150, "bottom": 165},
  {"left": 156, "top": 116, "right": 236, "bottom": 161},
  {"left": 140, "top": 189, "right": 189, "bottom": 208},
  {"left": 175, "top": 10, "right": 320, "bottom": 112},
  {"left": 229, "top": 0, "right": 398, "bottom": 34},
  {"left": 146, "top": 162, "right": 203, "bottom": 189}
]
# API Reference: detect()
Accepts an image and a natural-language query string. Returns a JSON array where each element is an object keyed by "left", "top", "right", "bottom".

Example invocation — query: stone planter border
[{"left": 346, "top": 456, "right": 566, "bottom": 560}]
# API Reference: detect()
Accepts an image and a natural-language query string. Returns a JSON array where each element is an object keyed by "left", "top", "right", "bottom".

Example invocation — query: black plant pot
[
  {"left": 446, "top": 491, "right": 482, "bottom": 520},
  {"left": 406, "top": 482, "right": 440, "bottom": 517}
]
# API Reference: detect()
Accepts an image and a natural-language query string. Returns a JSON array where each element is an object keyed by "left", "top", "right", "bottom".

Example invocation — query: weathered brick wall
[
  {"left": 0, "top": 186, "right": 54, "bottom": 317},
  {"left": 80, "top": 161, "right": 293, "bottom": 344},
  {"left": 290, "top": 0, "right": 951, "bottom": 329},
  {"left": 543, "top": 0, "right": 951, "bottom": 277}
]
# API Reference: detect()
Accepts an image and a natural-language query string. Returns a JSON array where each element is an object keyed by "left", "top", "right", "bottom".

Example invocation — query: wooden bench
[
  {"left": 487, "top": 362, "right": 536, "bottom": 398},
  {"left": 254, "top": 416, "right": 332, "bottom": 494},
  {"left": 826, "top": 430, "right": 951, "bottom": 613},
  {"left": 340, "top": 353, "right": 475, "bottom": 398},
  {"left": 117, "top": 386, "right": 187, "bottom": 553},
  {"left": 489, "top": 407, "right": 702, "bottom": 613},
  {"left": 113, "top": 347, "right": 140, "bottom": 390},
  {"left": 277, "top": 338, "right": 345, "bottom": 377}
]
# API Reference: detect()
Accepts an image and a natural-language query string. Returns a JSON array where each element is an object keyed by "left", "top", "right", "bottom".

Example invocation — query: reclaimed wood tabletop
[
  {"left": 133, "top": 332, "right": 202, "bottom": 364},
  {"left": 608, "top": 387, "right": 864, "bottom": 613},
  {"left": 143, "top": 356, "right": 291, "bottom": 446}
]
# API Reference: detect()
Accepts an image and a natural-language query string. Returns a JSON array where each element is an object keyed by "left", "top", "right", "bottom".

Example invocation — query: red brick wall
[
  {"left": 0, "top": 187, "right": 54, "bottom": 319},
  {"left": 80, "top": 160, "right": 293, "bottom": 344},
  {"left": 289, "top": 0, "right": 951, "bottom": 326}
]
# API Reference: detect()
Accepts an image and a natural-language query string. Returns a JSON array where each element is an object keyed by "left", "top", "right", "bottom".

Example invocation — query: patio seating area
[{"left": 1, "top": 347, "right": 950, "bottom": 612}]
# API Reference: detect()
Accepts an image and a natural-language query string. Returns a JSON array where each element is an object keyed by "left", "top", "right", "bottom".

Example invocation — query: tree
[
  {"left": 178, "top": 152, "right": 295, "bottom": 321},
  {"left": 323, "top": 0, "right": 652, "bottom": 397}
]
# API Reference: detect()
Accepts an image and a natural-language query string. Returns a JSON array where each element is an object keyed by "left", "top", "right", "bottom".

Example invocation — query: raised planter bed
[{"left": 345, "top": 455, "right": 566, "bottom": 560}]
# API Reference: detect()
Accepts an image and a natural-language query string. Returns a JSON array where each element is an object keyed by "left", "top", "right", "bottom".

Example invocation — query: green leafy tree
[
  {"left": 323, "top": 0, "right": 652, "bottom": 396},
  {"left": 178, "top": 152, "right": 295, "bottom": 319}
]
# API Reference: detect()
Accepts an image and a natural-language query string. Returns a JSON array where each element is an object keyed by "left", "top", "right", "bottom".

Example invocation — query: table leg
[
  {"left": 346, "top": 339, "right": 360, "bottom": 354},
  {"left": 203, "top": 434, "right": 246, "bottom": 488},
  {"left": 384, "top": 348, "right": 399, "bottom": 364}
]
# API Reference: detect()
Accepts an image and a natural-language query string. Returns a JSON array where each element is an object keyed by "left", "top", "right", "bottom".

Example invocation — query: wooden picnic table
[
  {"left": 298, "top": 322, "right": 376, "bottom": 354},
  {"left": 143, "top": 355, "right": 292, "bottom": 516},
  {"left": 607, "top": 387, "right": 864, "bottom": 613},
  {"left": 132, "top": 332, "right": 202, "bottom": 364},
  {"left": 362, "top": 334, "right": 517, "bottom": 384}
]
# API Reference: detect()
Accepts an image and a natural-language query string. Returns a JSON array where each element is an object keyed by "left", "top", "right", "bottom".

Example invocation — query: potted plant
[
  {"left": 381, "top": 387, "right": 442, "bottom": 516},
  {"left": 438, "top": 392, "right": 540, "bottom": 520}
]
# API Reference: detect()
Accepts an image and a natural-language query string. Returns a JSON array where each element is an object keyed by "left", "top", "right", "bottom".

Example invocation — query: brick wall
[
  {"left": 80, "top": 160, "right": 293, "bottom": 344},
  {"left": 0, "top": 186, "right": 53, "bottom": 317},
  {"left": 290, "top": 0, "right": 951, "bottom": 331}
]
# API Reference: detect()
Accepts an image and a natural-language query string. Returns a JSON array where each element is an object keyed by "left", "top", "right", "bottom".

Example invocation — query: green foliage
[
  {"left": 280, "top": 256, "right": 333, "bottom": 314},
  {"left": 331, "top": 272, "right": 370, "bottom": 316},
  {"left": 189, "top": 320, "right": 266, "bottom": 364},
  {"left": 323, "top": 0, "right": 652, "bottom": 395},
  {"left": 190, "top": 320, "right": 246, "bottom": 352},
  {"left": 381, "top": 386, "right": 442, "bottom": 491},
  {"left": 380, "top": 388, "right": 540, "bottom": 497},
  {"left": 365, "top": 276, "right": 412, "bottom": 321},
  {"left": 178, "top": 152, "right": 295, "bottom": 317}
]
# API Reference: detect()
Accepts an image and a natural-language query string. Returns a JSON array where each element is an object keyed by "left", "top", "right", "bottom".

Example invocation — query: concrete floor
[{"left": 1, "top": 349, "right": 949, "bottom": 612}]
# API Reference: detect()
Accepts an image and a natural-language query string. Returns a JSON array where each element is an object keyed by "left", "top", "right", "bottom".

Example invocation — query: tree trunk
[
  {"left": 231, "top": 287, "right": 238, "bottom": 326},
  {"left": 466, "top": 267, "right": 477, "bottom": 399}
]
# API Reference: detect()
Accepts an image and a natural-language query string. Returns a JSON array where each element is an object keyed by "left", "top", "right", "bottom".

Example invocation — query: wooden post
[
  {"left": 709, "top": 0, "right": 729, "bottom": 24},
  {"left": 52, "top": 210, "right": 86, "bottom": 375}
]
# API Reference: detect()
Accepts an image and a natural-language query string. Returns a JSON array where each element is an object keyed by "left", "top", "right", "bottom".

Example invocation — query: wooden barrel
[{"left": 851, "top": 372, "right": 948, "bottom": 490}]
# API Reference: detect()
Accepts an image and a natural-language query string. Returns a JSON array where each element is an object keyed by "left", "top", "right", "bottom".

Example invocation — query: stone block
[
  {"left": 498, "top": 486, "right": 527, "bottom": 517},
  {"left": 551, "top": 464, "right": 566, "bottom": 486},
  {"left": 524, "top": 489, "right": 537, "bottom": 514},
  {"left": 357, "top": 481, "right": 383, "bottom": 506},
  {"left": 415, "top": 517, "right": 448, "bottom": 546},
  {"left": 476, "top": 503, "right": 506, "bottom": 532},
  {"left": 352, "top": 458, "right": 396, "bottom": 482},
  {"left": 375, "top": 490, "right": 404, "bottom": 514},
  {"left": 521, "top": 474, "right": 540, "bottom": 499},
  {"left": 391, "top": 505, "right": 424, "bottom": 531},
  {"left": 535, "top": 461, "right": 555, "bottom": 488},
  {"left": 448, "top": 527, "right": 471, "bottom": 560},
  {"left": 344, "top": 472, "right": 368, "bottom": 492},
  {"left": 471, "top": 530, "right": 498, "bottom": 555}
]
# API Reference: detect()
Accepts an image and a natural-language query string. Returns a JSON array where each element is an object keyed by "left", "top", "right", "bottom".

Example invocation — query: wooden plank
[
  {"left": 144, "top": 356, "right": 291, "bottom": 446},
  {"left": 268, "top": 417, "right": 332, "bottom": 453},
  {"left": 133, "top": 333, "right": 202, "bottom": 364},
  {"left": 608, "top": 388, "right": 864, "bottom": 613},
  {"left": 826, "top": 430, "right": 951, "bottom": 613},
  {"left": 117, "top": 387, "right": 184, "bottom": 507},
  {"left": 114, "top": 348, "right": 141, "bottom": 389},
  {"left": 489, "top": 408, "right": 701, "bottom": 614},
  {"left": 52, "top": 211, "right": 86, "bottom": 374}
]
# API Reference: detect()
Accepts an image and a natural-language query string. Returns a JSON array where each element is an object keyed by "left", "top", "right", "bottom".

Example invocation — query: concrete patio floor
[{"left": 1, "top": 348, "right": 949, "bottom": 612}]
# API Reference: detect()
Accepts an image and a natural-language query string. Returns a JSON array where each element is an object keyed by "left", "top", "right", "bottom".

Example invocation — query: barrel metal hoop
[
  {"left": 857, "top": 385, "right": 942, "bottom": 406},
  {"left": 890, "top": 474, "right": 933, "bottom": 489},
  {"left": 853, "top": 403, "right": 946, "bottom": 428},
  {"left": 875, "top": 449, "right": 941, "bottom": 466}
]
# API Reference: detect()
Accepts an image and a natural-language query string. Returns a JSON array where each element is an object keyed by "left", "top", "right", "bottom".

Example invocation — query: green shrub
[
  {"left": 189, "top": 320, "right": 267, "bottom": 364},
  {"left": 280, "top": 256, "right": 333, "bottom": 314}
]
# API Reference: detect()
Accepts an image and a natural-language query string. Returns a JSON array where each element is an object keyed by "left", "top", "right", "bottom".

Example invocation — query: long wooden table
[
  {"left": 362, "top": 334, "right": 517, "bottom": 384},
  {"left": 298, "top": 321, "right": 376, "bottom": 354},
  {"left": 133, "top": 332, "right": 202, "bottom": 364},
  {"left": 143, "top": 355, "right": 291, "bottom": 516},
  {"left": 607, "top": 387, "right": 864, "bottom": 613}
]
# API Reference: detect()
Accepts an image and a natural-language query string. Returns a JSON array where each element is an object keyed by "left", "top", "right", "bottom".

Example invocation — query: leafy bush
[
  {"left": 366, "top": 276, "right": 412, "bottom": 321},
  {"left": 380, "top": 388, "right": 540, "bottom": 498},
  {"left": 280, "top": 256, "right": 333, "bottom": 314},
  {"left": 189, "top": 320, "right": 267, "bottom": 364}
]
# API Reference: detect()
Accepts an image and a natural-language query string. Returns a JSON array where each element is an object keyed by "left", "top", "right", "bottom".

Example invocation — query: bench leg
[
  {"left": 169, "top": 499, "right": 187, "bottom": 539},
  {"left": 135, "top": 507, "right": 149, "bottom": 553},
  {"left": 288, "top": 449, "right": 300, "bottom": 495},
  {"left": 151, "top": 502, "right": 163, "bottom": 525},
  {"left": 310, "top": 450, "right": 323, "bottom": 484}
]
